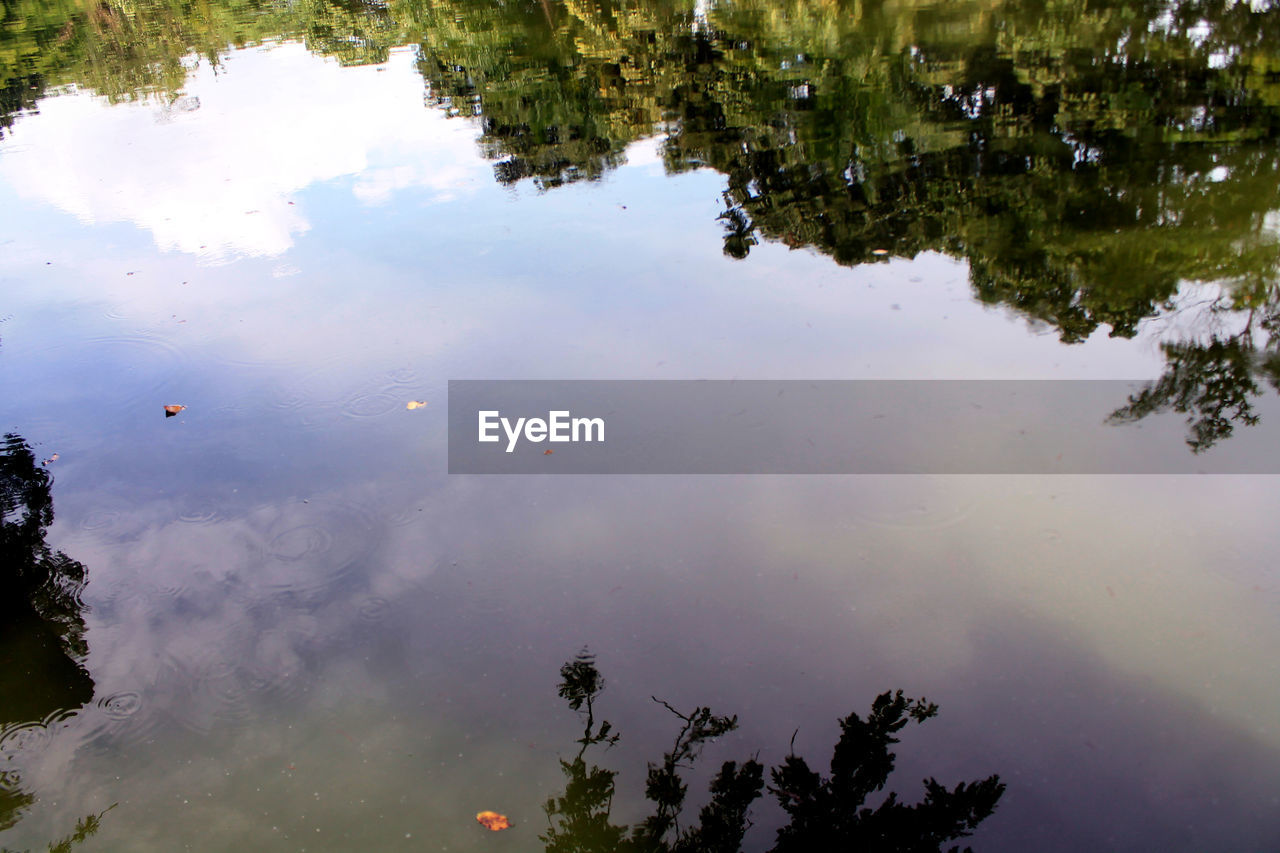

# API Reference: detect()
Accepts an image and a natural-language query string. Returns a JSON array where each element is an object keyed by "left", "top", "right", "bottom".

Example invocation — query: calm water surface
[{"left": 2, "top": 0, "right": 1280, "bottom": 849}]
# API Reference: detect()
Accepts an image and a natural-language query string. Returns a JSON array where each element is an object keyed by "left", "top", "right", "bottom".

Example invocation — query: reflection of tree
[
  {"left": 402, "top": 0, "right": 1280, "bottom": 450},
  {"left": 542, "top": 649, "right": 1004, "bottom": 853},
  {"left": 0, "top": 780, "right": 33, "bottom": 836},
  {"left": 7, "top": 0, "right": 1280, "bottom": 447},
  {"left": 8, "top": 0, "right": 1280, "bottom": 315},
  {"left": 768, "top": 690, "right": 1004, "bottom": 852},
  {"left": 408, "top": 0, "right": 694, "bottom": 189},
  {"left": 0, "top": 0, "right": 394, "bottom": 135},
  {"left": 0, "top": 807, "right": 113, "bottom": 853},
  {"left": 0, "top": 433, "right": 94, "bottom": 834},
  {"left": 1110, "top": 287, "right": 1280, "bottom": 451}
]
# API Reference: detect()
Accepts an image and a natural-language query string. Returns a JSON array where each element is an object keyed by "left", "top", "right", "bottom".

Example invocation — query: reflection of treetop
[
  {"left": 7, "top": 0, "right": 1279, "bottom": 298},
  {"left": 0, "top": 433, "right": 90, "bottom": 668},
  {"left": 542, "top": 649, "right": 1005, "bottom": 852},
  {"left": 0, "top": 434, "right": 95, "bottom": 838}
]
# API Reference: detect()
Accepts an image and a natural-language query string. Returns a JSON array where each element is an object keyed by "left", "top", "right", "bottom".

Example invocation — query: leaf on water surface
[
  {"left": 163, "top": 405, "right": 185, "bottom": 417},
  {"left": 406, "top": 401, "right": 427, "bottom": 410},
  {"left": 544, "top": 449, "right": 554, "bottom": 455},
  {"left": 475, "top": 810, "right": 511, "bottom": 831}
]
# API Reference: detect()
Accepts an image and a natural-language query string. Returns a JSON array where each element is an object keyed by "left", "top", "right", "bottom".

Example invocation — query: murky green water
[{"left": 2, "top": 0, "right": 1280, "bottom": 849}]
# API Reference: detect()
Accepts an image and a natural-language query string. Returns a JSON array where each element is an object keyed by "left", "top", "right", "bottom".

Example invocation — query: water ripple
[
  {"left": 341, "top": 392, "right": 400, "bottom": 419},
  {"left": 268, "top": 525, "right": 334, "bottom": 562},
  {"left": 83, "top": 334, "right": 190, "bottom": 404},
  {"left": 0, "top": 722, "right": 51, "bottom": 755},
  {"left": 80, "top": 510, "right": 119, "bottom": 531},
  {"left": 98, "top": 692, "right": 142, "bottom": 720},
  {"left": 358, "top": 596, "right": 390, "bottom": 622},
  {"left": 385, "top": 367, "right": 417, "bottom": 385},
  {"left": 177, "top": 505, "right": 221, "bottom": 525}
]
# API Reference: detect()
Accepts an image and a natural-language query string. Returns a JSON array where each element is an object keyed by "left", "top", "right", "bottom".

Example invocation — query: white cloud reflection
[{"left": 0, "top": 43, "right": 487, "bottom": 260}]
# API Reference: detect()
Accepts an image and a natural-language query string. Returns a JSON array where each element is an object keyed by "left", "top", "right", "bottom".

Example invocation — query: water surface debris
[
  {"left": 406, "top": 401, "right": 428, "bottom": 410},
  {"left": 163, "top": 405, "right": 186, "bottom": 417},
  {"left": 475, "top": 811, "right": 510, "bottom": 831}
]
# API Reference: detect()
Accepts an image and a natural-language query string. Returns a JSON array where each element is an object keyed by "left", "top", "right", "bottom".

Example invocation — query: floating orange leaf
[
  {"left": 406, "top": 401, "right": 427, "bottom": 410},
  {"left": 544, "top": 449, "right": 554, "bottom": 455},
  {"left": 163, "top": 405, "right": 186, "bottom": 417},
  {"left": 476, "top": 811, "right": 510, "bottom": 831}
]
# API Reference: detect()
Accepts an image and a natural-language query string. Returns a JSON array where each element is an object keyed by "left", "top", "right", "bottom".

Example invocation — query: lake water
[{"left": 2, "top": 0, "right": 1279, "bottom": 849}]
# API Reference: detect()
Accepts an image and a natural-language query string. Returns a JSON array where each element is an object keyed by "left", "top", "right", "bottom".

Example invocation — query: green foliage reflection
[{"left": 4, "top": 0, "right": 1280, "bottom": 446}]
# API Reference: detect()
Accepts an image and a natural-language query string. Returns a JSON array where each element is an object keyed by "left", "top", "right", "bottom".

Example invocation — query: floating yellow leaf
[
  {"left": 163, "top": 405, "right": 186, "bottom": 417},
  {"left": 406, "top": 401, "right": 428, "bottom": 410},
  {"left": 476, "top": 811, "right": 510, "bottom": 831}
]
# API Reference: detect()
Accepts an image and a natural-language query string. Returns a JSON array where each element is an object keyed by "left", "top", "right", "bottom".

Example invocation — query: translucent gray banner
[{"left": 447, "top": 380, "right": 1280, "bottom": 474}]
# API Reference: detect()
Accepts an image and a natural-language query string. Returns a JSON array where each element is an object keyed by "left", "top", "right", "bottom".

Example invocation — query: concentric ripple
[
  {"left": 82, "top": 333, "right": 190, "bottom": 405},
  {"left": 358, "top": 596, "right": 390, "bottom": 622},
  {"left": 97, "top": 692, "right": 143, "bottom": 720},
  {"left": 0, "top": 722, "right": 51, "bottom": 755},
  {"left": 268, "top": 525, "right": 334, "bottom": 562},
  {"left": 177, "top": 505, "right": 221, "bottom": 525},
  {"left": 385, "top": 367, "right": 417, "bottom": 385},
  {"left": 341, "top": 391, "right": 400, "bottom": 418},
  {"left": 80, "top": 509, "right": 120, "bottom": 530}
]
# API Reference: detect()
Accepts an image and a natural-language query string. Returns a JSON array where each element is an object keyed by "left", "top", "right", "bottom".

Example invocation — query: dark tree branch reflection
[
  {"left": 1110, "top": 284, "right": 1280, "bottom": 450},
  {"left": 542, "top": 650, "right": 1005, "bottom": 853},
  {"left": 0, "top": 434, "right": 100, "bottom": 847},
  {"left": 0, "top": 434, "right": 92, "bottom": 729},
  {"left": 0, "top": 806, "right": 114, "bottom": 853}
]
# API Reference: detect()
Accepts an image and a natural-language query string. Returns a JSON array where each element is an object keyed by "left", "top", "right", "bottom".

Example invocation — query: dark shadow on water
[
  {"left": 542, "top": 648, "right": 1004, "bottom": 853},
  {"left": 0, "top": 433, "right": 105, "bottom": 849},
  {"left": 0, "top": 433, "right": 93, "bottom": 731}
]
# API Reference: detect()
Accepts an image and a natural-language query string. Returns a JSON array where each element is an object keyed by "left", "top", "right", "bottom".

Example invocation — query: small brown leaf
[
  {"left": 476, "top": 811, "right": 510, "bottom": 831},
  {"left": 163, "top": 405, "right": 186, "bottom": 417},
  {"left": 544, "top": 449, "right": 553, "bottom": 455}
]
